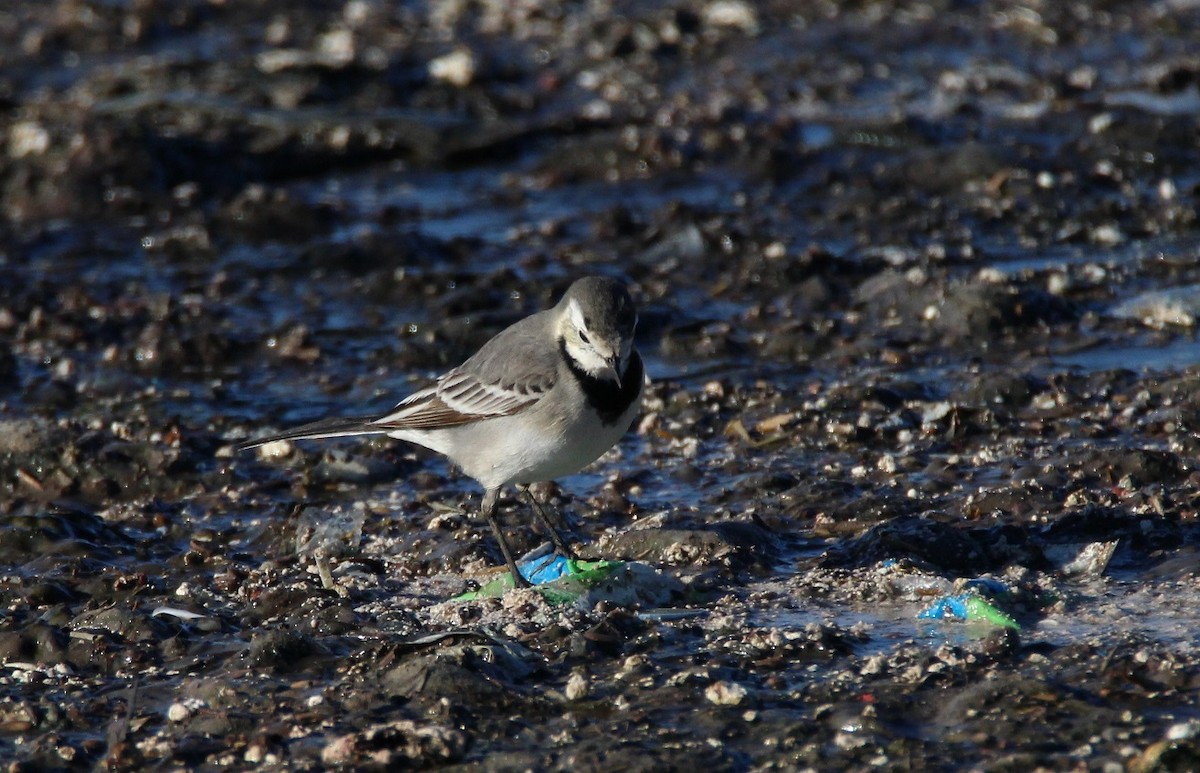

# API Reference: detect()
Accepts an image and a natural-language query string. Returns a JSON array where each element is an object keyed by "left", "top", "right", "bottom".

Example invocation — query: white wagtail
[{"left": 239, "top": 276, "right": 644, "bottom": 589}]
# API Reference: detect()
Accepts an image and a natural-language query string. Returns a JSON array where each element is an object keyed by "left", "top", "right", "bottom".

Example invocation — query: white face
[{"left": 562, "top": 297, "right": 633, "bottom": 384}]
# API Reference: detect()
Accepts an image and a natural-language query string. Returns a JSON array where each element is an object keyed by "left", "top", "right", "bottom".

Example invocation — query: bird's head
[{"left": 557, "top": 276, "right": 638, "bottom": 386}]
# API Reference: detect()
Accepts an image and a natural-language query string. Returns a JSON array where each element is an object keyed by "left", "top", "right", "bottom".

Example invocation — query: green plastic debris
[
  {"left": 918, "top": 592, "right": 1020, "bottom": 629},
  {"left": 456, "top": 558, "right": 625, "bottom": 602},
  {"left": 964, "top": 596, "right": 1020, "bottom": 629},
  {"left": 454, "top": 556, "right": 683, "bottom": 608}
]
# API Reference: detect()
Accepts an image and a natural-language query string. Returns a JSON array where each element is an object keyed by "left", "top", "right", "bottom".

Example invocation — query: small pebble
[
  {"left": 705, "top": 680, "right": 748, "bottom": 706},
  {"left": 565, "top": 672, "right": 589, "bottom": 701}
]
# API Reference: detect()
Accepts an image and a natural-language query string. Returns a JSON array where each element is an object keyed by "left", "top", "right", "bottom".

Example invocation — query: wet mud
[{"left": 3, "top": 0, "right": 1200, "bottom": 769}]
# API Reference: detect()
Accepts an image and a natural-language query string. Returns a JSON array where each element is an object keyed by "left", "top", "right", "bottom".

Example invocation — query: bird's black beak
[{"left": 604, "top": 355, "right": 622, "bottom": 388}]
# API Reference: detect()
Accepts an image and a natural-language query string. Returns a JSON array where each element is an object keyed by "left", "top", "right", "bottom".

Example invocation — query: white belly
[{"left": 389, "top": 378, "right": 642, "bottom": 490}]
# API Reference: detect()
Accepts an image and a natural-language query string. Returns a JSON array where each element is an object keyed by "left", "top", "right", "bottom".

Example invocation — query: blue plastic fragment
[
  {"left": 520, "top": 554, "right": 572, "bottom": 585},
  {"left": 964, "top": 577, "right": 1009, "bottom": 596},
  {"left": 918, "top": 591, "right": 1020, "bottom": 628},
  {"left": 918, "top": 593, "right": 972, "bottom": 621}
]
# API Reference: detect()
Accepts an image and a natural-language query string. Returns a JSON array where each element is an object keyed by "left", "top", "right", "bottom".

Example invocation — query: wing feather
[
  {"left": 368, "top": 308, "right": 560, "bottom": 431},
  {"left": 370, "top": 364, "right": 550, "bottom": 431}
]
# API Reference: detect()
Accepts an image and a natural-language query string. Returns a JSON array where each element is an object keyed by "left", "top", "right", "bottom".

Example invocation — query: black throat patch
[{"left": 559, "top": 338, "right": 643, "bottom": 426}]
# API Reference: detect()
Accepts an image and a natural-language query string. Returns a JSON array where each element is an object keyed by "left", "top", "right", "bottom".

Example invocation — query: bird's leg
[
  {"left": 481, "top": 487, "right": 530, "bottom": 588},
  {"left": 519, "top": 485, "right": 578, "bottom": 561}
]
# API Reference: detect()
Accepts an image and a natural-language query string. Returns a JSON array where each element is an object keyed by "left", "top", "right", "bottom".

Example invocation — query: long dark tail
[{"left": 237, "top": 415, "right": 392, "bottom": 451}]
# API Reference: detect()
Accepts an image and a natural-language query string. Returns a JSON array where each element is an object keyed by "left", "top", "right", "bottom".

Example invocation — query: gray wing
[{"left": 372, "top": 309, "right": 559, "bottom": 431}]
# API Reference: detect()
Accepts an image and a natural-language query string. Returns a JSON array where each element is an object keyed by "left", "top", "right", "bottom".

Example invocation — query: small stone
[
  {"left": 565, "top": 672, "right": 589, "bottom": 701},
  {"left": 703, "top": 0, "right": 760, "bottom": 33},
  {"left": 1167, "top": 720, "right": 1200, "bottom": 740},
  {"left": 1090, "top": 224, "right": 1123, "bottom": 246},
  {"left": 429, "top": 49, "right": 476, "bottom": 87},
  {"left": 257, "top": 439, "right": 295, "bottom": 460},
  {"left": 705, "top": 680, "right": 748, "bottom": 706},
  {"left": 321, "top": 734, "right": 356, "bottom": 765},
  {"left": 317, "top": 28, "right": 355, "bottom": 67},
  {"left": 8, "top": 121, "right": 50, "bottom": 157},
  {"left": 1047, "top": 272, "right": 1070, "bottom": 295},
  {"left": 167, "top": 702, "right": 191, "bottom": 722},
  {"left": 861, "top": 655, "right": 886, "bottom": 676}
]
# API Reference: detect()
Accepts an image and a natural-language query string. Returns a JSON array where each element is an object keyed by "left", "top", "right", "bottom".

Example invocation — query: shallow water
[{"left": 1054, "top": 335, "right": 1200, "bottom": 373}]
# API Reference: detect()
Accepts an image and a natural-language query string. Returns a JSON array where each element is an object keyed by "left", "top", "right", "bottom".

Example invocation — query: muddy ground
[{"left": 2, "top": 0, "right": 1200, "bottom": 770}]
